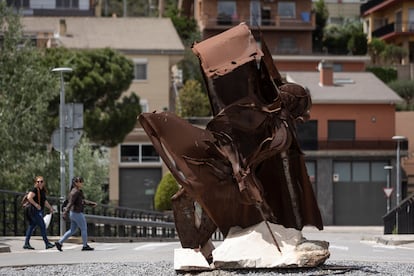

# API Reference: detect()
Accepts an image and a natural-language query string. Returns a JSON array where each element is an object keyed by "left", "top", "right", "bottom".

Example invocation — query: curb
[
  {"left": 361, "top": 235, "right": 414, "bottom": 246},
  {"left": 0, "top": 244, "right": 11, "bottom": 253},
  {"left": 375, "top": 236, "right": 414, "bottom": 246}
]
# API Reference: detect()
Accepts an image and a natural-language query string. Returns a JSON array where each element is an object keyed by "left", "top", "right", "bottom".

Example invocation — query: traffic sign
[
  {"left": 383, "top": 187, "right": 393, "bottom": 198},
  {"left": 63, "top": 103, "right": 83, "bottom": 129},
  {"left": 51, "top": 129, "right": 83, "bottom": 152}
]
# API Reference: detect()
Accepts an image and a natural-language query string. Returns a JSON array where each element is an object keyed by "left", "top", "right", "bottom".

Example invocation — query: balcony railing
[
  {"left": 202, "top": 12, "right": 314, "bottom": 30},
  {"left": 299, "top": 139, "right": 404, "bottom": 151},
  {"left": 372, "top": 21, "right": 414, "bottom": 38}
]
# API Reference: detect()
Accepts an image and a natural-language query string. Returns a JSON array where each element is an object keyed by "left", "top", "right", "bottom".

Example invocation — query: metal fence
[
  {"left": 383, "top": 194, "right": 414, "bottom": 234},
  {"left": 0, "top": 189, "right": 224, "bottom": 241},
  {"left": 0, "top": 189, "right": 176, "bottom": 239}
]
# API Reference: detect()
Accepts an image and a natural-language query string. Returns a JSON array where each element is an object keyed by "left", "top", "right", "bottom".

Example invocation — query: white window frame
[
  {"left": 120, "top": 143, "right": 161, "bottom": 164},
  {"left": 133, "top": 58, "right": 148, "bottom": 81},
  {"left": 140, "top": 99, "right": 149, "bottom": 113}
]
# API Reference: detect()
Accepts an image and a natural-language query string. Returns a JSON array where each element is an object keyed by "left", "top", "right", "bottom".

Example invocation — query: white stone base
[
  {"left": 173, "top": 248, "right": 211, "bottom": 271},
  {"left": 174, "top": 221, "right": 330, "bottom": 271}
]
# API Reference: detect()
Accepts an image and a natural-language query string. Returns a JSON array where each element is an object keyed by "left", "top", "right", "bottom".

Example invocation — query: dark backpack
[{"left": 21, "top": 193, "right": 30, "bottom": 208}]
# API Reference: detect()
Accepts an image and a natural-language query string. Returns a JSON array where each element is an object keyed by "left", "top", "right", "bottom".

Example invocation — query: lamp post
[
  {"left": 392, "top": 136, "right": 406, "bottom": 206},
  {"left": 392, "top": 135, "right": 406, "bottom": 234},
  {"left": 384, "top": 165, "right": 393, "bottom": 213},
  {"left": 52, "top": 67, "right": 73, "bottom": 236}
]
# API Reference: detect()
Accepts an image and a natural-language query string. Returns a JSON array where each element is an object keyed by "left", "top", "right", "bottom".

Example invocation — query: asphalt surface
[{"left": 0, "top": 226, "right": 414, "bottom": 275}]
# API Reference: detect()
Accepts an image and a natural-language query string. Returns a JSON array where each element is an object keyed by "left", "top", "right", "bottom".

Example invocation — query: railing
[
  {"left": 298, "top": 139, "right": 401, "bottom": 151},
  {"left": 0, "top": 189, "right": 176, "bottom": 239},
  {"left": 372, "top": 21, "right": 414, "bottom": 38},
  {"left": 0, "top": 189, "right": 224, "bottom": 241},
  {"left": 202, "top": 12, "right": 314, "bottom": 30},
  {"left": 383, "top": 194, "right": 414, "bottom": 234}
]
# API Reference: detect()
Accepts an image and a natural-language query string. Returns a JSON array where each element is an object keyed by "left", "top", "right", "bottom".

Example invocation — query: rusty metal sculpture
[{"left": 139, "top": 23, "right": 323, "bottom": 262}]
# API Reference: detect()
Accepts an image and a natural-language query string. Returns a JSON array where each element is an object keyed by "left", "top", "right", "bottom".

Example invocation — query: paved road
[{"left": 1, "top": 226, "right": 414, "bottom": 274}]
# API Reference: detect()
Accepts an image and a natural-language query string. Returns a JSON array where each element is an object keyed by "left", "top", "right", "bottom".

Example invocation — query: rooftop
[
  {"left": 21, "top": 17, "right": 185, "bottom": 54},
  {"left": 285, "top": 71, "right": 403, "bottom": 104}
]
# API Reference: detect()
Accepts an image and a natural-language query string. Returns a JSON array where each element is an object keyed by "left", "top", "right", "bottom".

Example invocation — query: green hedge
[
  {"left": 154, "top": 172, "right": 180, "bottom": 211},
  {"left": 366, "top": 66, "right": 398, "bottom": 84}
]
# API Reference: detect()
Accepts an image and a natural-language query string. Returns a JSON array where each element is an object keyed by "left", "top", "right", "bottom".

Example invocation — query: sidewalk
[
  {"left": 303, "top": 225, "right": 414, "bottom": 247},
  {"left": 2, "top": 226, "right": 414, "bottom": 253}
]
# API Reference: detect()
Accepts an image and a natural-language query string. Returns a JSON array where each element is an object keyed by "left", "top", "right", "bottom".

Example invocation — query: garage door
[
  {"left": 119, "top": 168, "right": 162, "bottom": 210},
  {"left": 333, "top": 161, "right": 388, "bottom": 225}
]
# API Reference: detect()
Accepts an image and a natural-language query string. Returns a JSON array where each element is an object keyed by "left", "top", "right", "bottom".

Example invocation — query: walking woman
[
  {"left": 23, "top": 176, "right": 55, "bottom": 250},
  {"left": 55, "top": 176, "right": 97, "bottom": 251}
]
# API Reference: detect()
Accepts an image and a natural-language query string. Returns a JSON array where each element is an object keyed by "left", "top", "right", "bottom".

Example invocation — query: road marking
[
  {"left": 373, "top": 244, "right": 396, "bottom": 250},
  {"left": 37, "top": 244, "right": 79, "bottom": 253},
  {"left": 329, "top": 245, "right": 349, "bottom": 251},
  {"left": 133, "top": 243, "right": 174, "bottom": 251}
]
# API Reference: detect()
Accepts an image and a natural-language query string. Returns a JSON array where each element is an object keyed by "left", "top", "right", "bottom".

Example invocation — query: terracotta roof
[
  {"left": 285, "top": 71, "right": 404, "bottom": 104},
  {"left": 21, "top": 17, "right": 185, "bottom": 54}
]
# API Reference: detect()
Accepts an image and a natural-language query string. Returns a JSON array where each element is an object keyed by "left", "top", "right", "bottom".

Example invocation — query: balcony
[
  {"left": 201, "top": 11, "right": 315, "bottom": 31},
  {"left": 372, "top": 21, "right": 414, "bottom": 39},
  {"left": 360, "top": 0, "right": 399, "bottom": 16},
  {"left": 299, "top": 139, "right": 406, "bottom": 151}
]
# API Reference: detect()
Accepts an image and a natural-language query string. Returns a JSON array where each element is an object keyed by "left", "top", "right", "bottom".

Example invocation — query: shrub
[
  {"left": 154, "top": 172, "right": 180, "bottom": 211},
  {"left": 366, "top": 66, "right": 397, "bottom": 84}
]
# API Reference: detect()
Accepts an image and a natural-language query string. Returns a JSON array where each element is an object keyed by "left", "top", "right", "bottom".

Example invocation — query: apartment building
[
  {"left": 361, "top": 0, "right": 414, "bottom": 64},
  {"left": 190, "top": 0, "right": 315, "bottom": 55},
  {"left": 288, "top": 62, "right": 404, "bottom": 225},
  {"left": 316, "top": 0, "right": 367, "bottom": 25},
  {"left": 360, "top": 0, "right": 414, "bottom": 198}
]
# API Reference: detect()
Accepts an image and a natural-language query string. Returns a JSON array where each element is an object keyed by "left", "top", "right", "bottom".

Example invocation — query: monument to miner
[{"left": 139, "top": 23, "right": 330, "bottom": 270}]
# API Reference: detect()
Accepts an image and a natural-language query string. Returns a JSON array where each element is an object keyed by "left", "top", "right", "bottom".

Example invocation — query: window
[
  {"left": 261, "top": 7, "right": 271, "bottom": 26},
  {"left": 297, "top": 120, "right": 318, "bottom": 150},
  {"left": 277, "top": 37, "right": 297, "bottom": 54},
  {"left": 140, "top": 99, "right": 149, "bottom": 113},
  {"left": 371, "top": 162, "right": 389, "bottom": 182},
  {"left": 333, "top": 161, "right": 388, "bottom": 183},
  {"left": 141, "top": 145, "right": 160, "bottom": 162},
  {"left": 328, "top": 120, "right": 355, "bottom": 141},
  {"left": 333, "top": 161, "right": 351, "bottom": 182},
  {"left": 56, "top": 0, "right": 79, "bottom": 8},
  {"left": 277, "top": 2, "right": 295, "bottom": 18},
  {"left": 133, "top": 58, "right": 147, "bottom": 81},
  {"left": 352, "top": 161, "right": 369, "bottom": 182},
  {"left": 409, "top": 9, "right": 414, "bottom": 31},
  {"left": 120, "top": 144, "right": 160, "bottom": 163},
  {"left": 332, "top": 63, "right": 343, "bottom": 72},
  {"left": 217, "top": 0, "right": 236, "bottom": 25},
  {"left": 395, "top": 10, "right": 402, "bottom": 32},
  {"left": 7, "top": 0, "right": 29, "bottom": 8},
  {"left": 305, "top": 161, "right": 316, "bottom": 183},
  {"left": 250, "top": 0, "right": 261, "bottom": 26}
]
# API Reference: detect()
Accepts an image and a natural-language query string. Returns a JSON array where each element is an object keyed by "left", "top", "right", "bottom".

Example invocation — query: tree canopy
[
  {"left": 0, "top": 3, "right": 115, "bottom": 198},
  {"left": 312, "top": 0, "right": 329, "bottom": 53},
  {"left": 178, "top": 79, "right": 211, "bottom": 117},
  {"left": 0, "top": 2, "right": 58, "bottom": 190},
  {"left": 323, "top": 21, "right": 367, "bottom": 55},
  {"left": 388, "top": 80, "right": 414, "bottom": 111},
  {"left": 42, "top": 47, "right": 141, "bottom": 147}
]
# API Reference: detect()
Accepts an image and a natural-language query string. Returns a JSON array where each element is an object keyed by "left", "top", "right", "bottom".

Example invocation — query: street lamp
[
  {"left": 52, "top": 67, "right": 73, "bottom": 236},
  {"left": 392, "top": 135, "right": 406, "bottom": 235},
  {"left": 384, "top": 165, "right": 393, "bottom": 213},
  {"left": 392, "top": 135, "right": 406, "bottom": 206}
]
